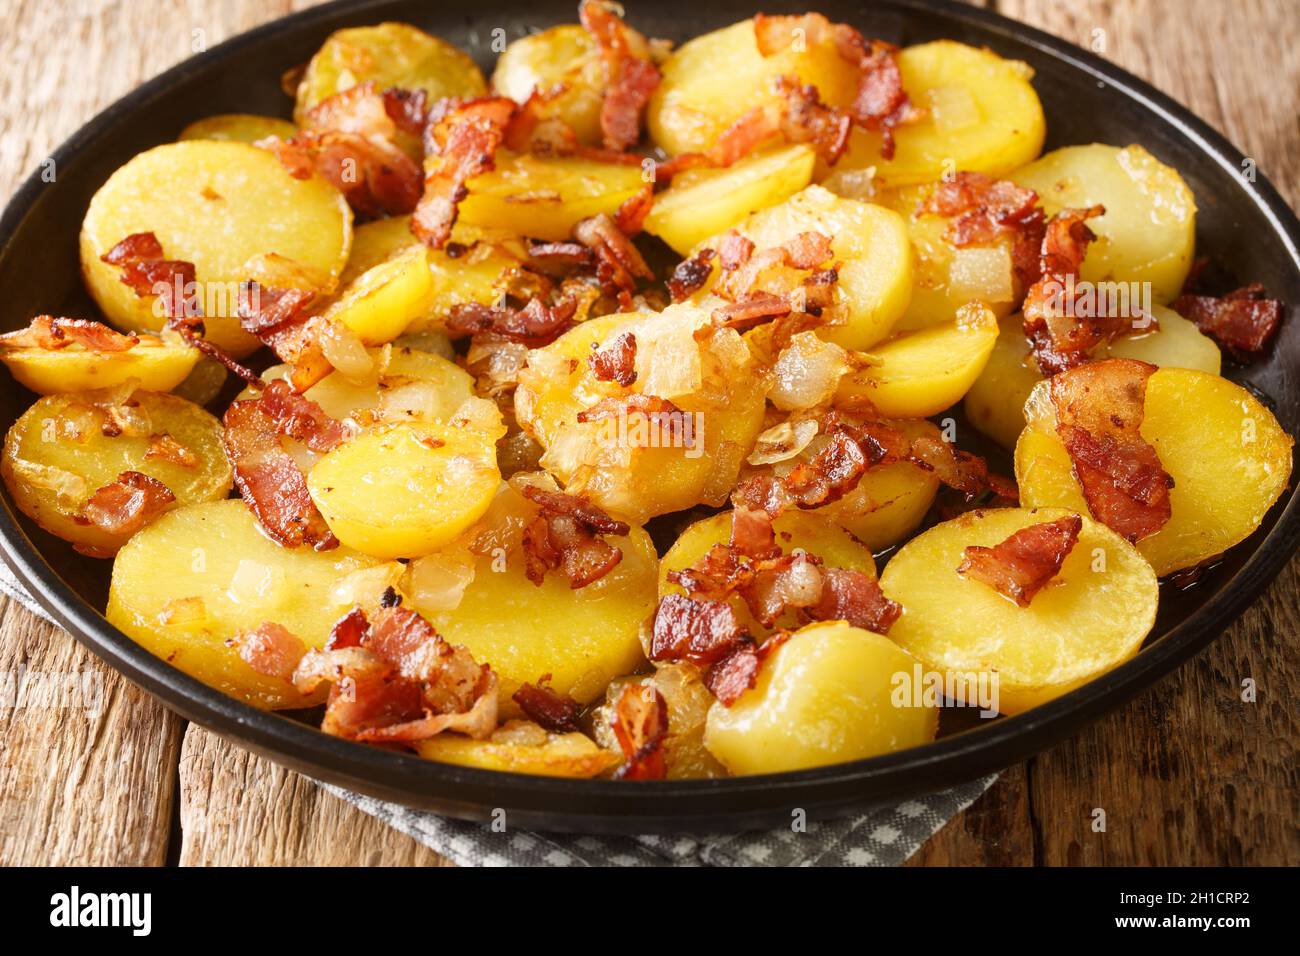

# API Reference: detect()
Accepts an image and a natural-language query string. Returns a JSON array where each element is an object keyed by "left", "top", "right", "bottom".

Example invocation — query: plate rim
[{"left": 0, "top": 0, "right": 1297, "bottom": 832}]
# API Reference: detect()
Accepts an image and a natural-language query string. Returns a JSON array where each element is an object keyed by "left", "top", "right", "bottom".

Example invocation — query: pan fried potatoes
[{"left": 4, "top": 3, "right": 1290, "bottom": 780}]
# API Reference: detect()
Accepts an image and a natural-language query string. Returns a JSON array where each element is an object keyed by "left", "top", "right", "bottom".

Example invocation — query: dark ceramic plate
[{"left": 1, "top": 0, "right": 1296, "bottom": 833}]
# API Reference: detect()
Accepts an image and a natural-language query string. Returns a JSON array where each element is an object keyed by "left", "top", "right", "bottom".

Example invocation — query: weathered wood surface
[{"left": 0, "top": 0, "right": 1295, "bottom": 866}]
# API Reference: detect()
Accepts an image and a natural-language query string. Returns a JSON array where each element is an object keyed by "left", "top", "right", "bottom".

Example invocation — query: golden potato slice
[
  {"left": 307, "top": 420, "right": 502, "bottom": 559},
  {"left": 0, "top": 334, "right": 200, "bottom": 395},
  {"left": 107, "top": 499, "right": 388, "bottom": 709},
  {"left": 253, "top": 346, "right": 476, "bottom": 430},
  {"left": 342, "top": 216, "right": 526, "bottom": 335},
  {"left": 835, "top": 40, "right": 1046, "bottom": 189},
  {"left": 881, "top": 507, "right": 1158, "bottom": 714},
  {"left": 836, "top": 302, "right": 998, "bottom": 417},
  {"left": 647, "top": 18, "right": 860, "bottom": 156},
  {"left": 704, "top": 620, "right": 939, "bottom": 774},
  {"left": 660, "top": 508, "right": 877, "bottom": 632},
  {"left": 1010, "top": 144, "right": 1197, "bottom": 305},
  {"left": 80, "top": 141, "right": 352, "bottom": 355},
  {"left": 966, "top": 309, "right": 1221, "bottom": 449},
  {"left": 491, "top": 23, "right": 652, "bottom": 146},
  {"left": 875, "top": 184, "right": 1019, "bottom": 332},
  {"left": 2, "top": 389, "right": 231, "bottom": 555},
  {"left": 293, "top": 22, "right": 486, "bottom": 124},
  {"left": 178, "top": 113, "right": 297, "bottom": 144},
  {"left": 645, "top": 145, "right": 816, "bottom": 255},
  {"left": 456, "top": 151, "right": 647, "bottom": 241},
  {"left": 1015, "top": 369, "right": 1294, "bottom": 575},
  {"left": 318, "top": 244, "right": 434, "bottom": 346},
  {"left": 408, "top": 481, "right": 658, "bottom": 712},
  {"left": 415, "top": 721, "right": 619, "bottom": 778},
  {"left": 514, "top": 304, "right": 767, "bottom": 524},
  {"left": 702, "top": 185, "right": 912, "bottom": 351}
]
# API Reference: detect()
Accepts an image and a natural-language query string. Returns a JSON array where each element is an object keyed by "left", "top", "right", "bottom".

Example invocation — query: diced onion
[{"left": 770, "top": 332, "right": 849, "bottom": 410}]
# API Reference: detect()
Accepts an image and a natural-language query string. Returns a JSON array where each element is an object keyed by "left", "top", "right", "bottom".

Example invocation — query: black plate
[{"left": 1, "top": 0, "right": 1297, "bottom": 833}]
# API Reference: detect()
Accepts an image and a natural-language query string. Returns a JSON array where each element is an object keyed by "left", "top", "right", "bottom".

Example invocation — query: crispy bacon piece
[
  {"left": 519, "top": 485, "right": 630, "bottom": 588},
  {"left": 1049, "top": 359, "right": 1172, "bottom": 542},
  {"left": 711, "top": 291, "right": 794, "bottom": 330},
  {"left": 295, "top": 606, "right": 499, "bottom": 743},
  {"left": 74, "top": 470, "right": 175, "bottom": 538},
  {"left": 649, "top": 593, "right": 752, "bottom": 666},
  {"left": 579, "top": 0, "right": 661, "bottom": 151},
  {"left": 236, "top": 282, "right": 334, "bottom": 390},
  {"left": 446, "top": 296, "right": 578, "bottom": 347},
  {"left": 810, "top": 568, "right": 901, "bottom": 633},
  {"left": 382, "top": 86, "right": 431, "bottom": 137},
  {"left": 922, "top": 171, "right": 1046, "bottom": 286},
  {"left": 731, "top": 504, "right": 780, "bottom": 559},
  {"left": 610, "top": 683, "right": 669, "bottom": 780},
  {"left": 100, "top": 232, "right": 198, "bottom": 319},
  {"left": 588, "top": 331, "right": 638, "bottom": 386},
  {"left": 512, "top": 681, "right": 583, "bottom": 733},
  {"left": 1021, "top": 205, "right": 1132, "bottom": 375},
  {"left": 667, "top": 248, "right": 717, "bottom": 302},
  {"left": 526, "top": 240, "right": 594, "bottom": 272},
  {"left": 615, "top": 182, "right": 655, "bottom": 236},
  {"left": 326, "top": 607, "right": 370, "bottom": 650},
  {"left": 222, "top": 380, "right": 349, "bottom": 549},
  {"left": 0, "top": 315, "right": 138, "bottom": 352},
  {"left": 1171, "top": 284, "right": 1283, "bottom": 356},
  {"left": 958, "top": 514, "right": 1082, "bottom": 606},
  {"left": 704, "top": 646, "right": 761, "bottom": 706},
  {"left": 413, "top": 97, "right": 517, "bottom": 249},
  {"left": 144, "top": 433, "right": 198, "bottom": 468},
  {"left": 573, "top": 213, "right": 654, "bottom": 305},
  {"left": 667, "top": 543, "right": 755, "bottom": 601},
  {"left": 229, "top": 622, "right": 308, "bottom": 682},
  {"left": 742, "top": 551, "right": 825, "bottom": 627}
]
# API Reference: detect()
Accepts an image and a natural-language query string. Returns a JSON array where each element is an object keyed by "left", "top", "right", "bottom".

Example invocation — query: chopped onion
[
  {"left": 769, "top": 331, "right": 849, "bottom": 411},
  {"left": 330, "top": 562, "right": 404, "bottom": 611},
  {"left": 406, "top": 549, "right": 476, "bottom": 613},
  {"left": 9, "top": 460, "right": 88, "bottom": 507},
  {"left": 747, "top": 418, "right": 820, "bottom": 465},
  {"left": 319, "top": 320, "right": 374, "bottom": 384},
  {"left": 948, "top": 246, "right": 1015, "bottom": 304}
]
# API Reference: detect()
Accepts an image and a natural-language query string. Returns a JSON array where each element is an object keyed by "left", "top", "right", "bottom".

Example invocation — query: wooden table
[{"left": 0, "top": 0, "right": 1296, "bottom": 867}]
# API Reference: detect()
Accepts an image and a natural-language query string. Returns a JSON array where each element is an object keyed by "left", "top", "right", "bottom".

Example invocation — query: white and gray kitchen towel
[{"left": 1, "top": 562, "right": 996, "bottom": 866}]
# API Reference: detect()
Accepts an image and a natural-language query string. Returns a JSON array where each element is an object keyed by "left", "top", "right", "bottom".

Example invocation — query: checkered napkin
[{"left": 1, "top": 561, "right": 996, "bottom": 866}]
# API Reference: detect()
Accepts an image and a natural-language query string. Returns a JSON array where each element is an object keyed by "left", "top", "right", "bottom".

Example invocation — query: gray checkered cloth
[{"left": 1, "top": 562, "right": 996, "bottom": 866}]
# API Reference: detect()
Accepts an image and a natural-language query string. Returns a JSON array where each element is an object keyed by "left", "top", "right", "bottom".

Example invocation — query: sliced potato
[
  {"left": 704, "top": 620, "right": 939, "bottom": 774},
  {"left": 1010, "top": 144, "right": 1196, "bottom": 305},
  {"left": 0, "top": 335, "right": 200, "bottom": 395},
  {"left": 646, "top": 145, "right": 816, "bottom": 255},
  {"left": 307, "top": 420, "right": 503, "bottom": 559},
  {"left": 492, "top": 23, "right": 652, "bottom": 146},
  {"left": 410, "top": 481, "right": 658, "bottom": 712},
  {"left": 835, "top": 40, "right": 1046, "bottom": 189},
  {"left": 415, "top": 721, "right": 619, "bottom": 778},
  {"left": 2, "top": 389, "right": 232, "bottom": 555},
  {"left": 178, "top": 113, "right": 297, "bottom": 144},
  {"left": 647, "top": 17, "right": 860, "bottom": 156},
  {"left": 80, "top": 141, "right": 352, "bottom": 355},
  {"left": 965, "top": 308, "right": 1222, "bottom": 450},
  {"left": 701, "top": 185, "right": 912, "bottom": 351},
  {"left": 514, "top": 304, "right": 767, "bottom": 524},
  {"left": 107, "top": 499, "right": 387, "bottom": 709},
  {"left": 660, "top": 508, "right": 877, "bottom": 632},
  {"left": 319, "top": 245, "right": 434, "bottom": 345},
  {"left": 836, "top": 302, "right": 998, "bottom": 417},
  {"left": 294, "top": 22, "right": 486, "bottom": 124},
  {"left": 1015, "top": 368, "right": 1294, "bottom": 576},
  {"left": 457, "top": 151, "right": 647, "bottom": 241},
  {"left": 881, "top": 507, "right": 1158, "bottom": 714}
]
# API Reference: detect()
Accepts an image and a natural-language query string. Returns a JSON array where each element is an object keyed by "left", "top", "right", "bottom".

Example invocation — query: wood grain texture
[{"left": 0, "top": 0, "right": 1296, "bottom": 866}]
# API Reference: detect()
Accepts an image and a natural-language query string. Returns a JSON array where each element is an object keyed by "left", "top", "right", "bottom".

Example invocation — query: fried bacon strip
[
  {"left": 1171, "top": 284, "right": 1283, "bottom": 356},
  {"left": 100, "top": 232, "right": 198, "bottom": 319},
  {"left": 0, "top": 315, "right": 138, "bottom": 352},
  {"left": 236, "top": 282, "right": 337, "bottom": 390},
  {"left": 1049, "top": 358, "right": 1172, "bottom": 542},
  {"left": 649, "top": 593, "right": 751, "bottom": 666},
  {"left": 73, "top": 470, "right": 175, "bottom": 538},
  {"left": 446, "top": 296, "right": 578, "bottom": 347},
  {"left": 921, "top": 172, "right": 1046, "bottom": 287},
  {"left": 293, "top": 605, "right": 499, "bottom": 743},
  {"left": 573, "top": 213, "right": 654, "bottom": 306},
  {"left": 260, "top": 82, "right": 423, "bottom": 219},
  {"left": 706, "top": 229, "right": 837, "bottom": 329},
  {"left": 588, "top": 331, "right": 638, "bottom": 386},
  {"left": 229, "top": 622, "right": 309, "bottom": 682},
  {"left": 1020, "top": 204, "right": 1141, "bottom": 375},
  {"left": 520, "top": 485, "right": 631, "bottom": 588},
  {"left": 708, "top": 77, "right": 853, "bottom": 167},
  {"left": 579, "top": 0, "right": 661, "bottom": 152},
  {"left": 512, "top": 681, "right": 583, "bottom": 733},
  {"left": 667, "top": 248, "right": 717, "bottom": 302},
  {"left": 222, "top": 380, "right": 351, "bottom": 549},
  {"left": 412, "top": 97, "right": 517, "bottom": 249},
  {"left": 610, "top": 683, "right": 669, "bottom": 780},
  {"left": 957, "top": 514, "right": 1082, "bottom": 606}
]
